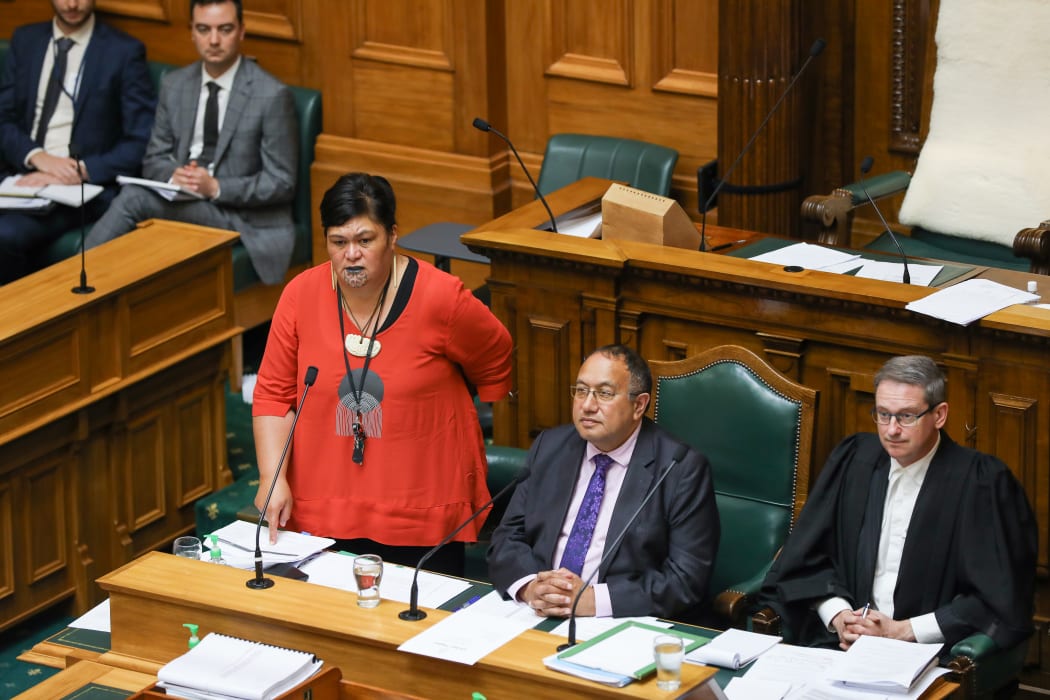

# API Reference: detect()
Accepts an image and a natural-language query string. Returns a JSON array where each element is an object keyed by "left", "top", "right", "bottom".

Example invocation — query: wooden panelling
[
  {"left": 652, "top": 0, "right": 718, "bottom": 97},
  {"left": 0, "top": 480, "right": 13, "bottom": 600},
  {"left": 546, "top": 0, "right": 632, "bottom": 86},
  {"left": 23, "top": 457, "right": 68, "bottom": 583},
  {"left": 245, "top": 0, "right": 301, "bottom": 42},
  {"left": 96, "top": 0, "right": 170, "bottom": 22},
  {"left": 351, "top": 0, "right": 453, "bottom": 70},
  {"left": 124, "top": 408, "right": 166, "bottom": 535}
]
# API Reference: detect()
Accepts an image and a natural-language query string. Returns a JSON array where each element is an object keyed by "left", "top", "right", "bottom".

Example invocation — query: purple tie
[{"left": 559, "top": 453, "right": 613, "bottom": 576}]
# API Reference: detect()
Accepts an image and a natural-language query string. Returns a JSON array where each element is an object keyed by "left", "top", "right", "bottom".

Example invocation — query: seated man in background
[
  {"left": 0, "top": 0, "right": 154, "bottom": 283},
  {"left": 761, "top": 355, "right": 1036, "bottom": 651},
  {"left": 488, "top": 344, "right": 719, "bottom": 620},
  {"left": 86, "top": 0, "right": 298, "bottom": 286}
]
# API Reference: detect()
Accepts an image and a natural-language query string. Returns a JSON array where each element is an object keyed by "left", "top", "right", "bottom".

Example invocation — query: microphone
[
  {"left": 557, "top": 443, "right": 690, "bottom": 651},
  {"left": 857, "top": 156, "right": 911, "bottom": 284},
  {"left": 69, "top": 141, "right": 94, "bottom": 295},
  {"left": 65, "top": 91, "right": 94, "bottom": 294},
  {"left": 473, "top": 117, "right": 558, "bottom": 233},
  {"left": 246, "top": 366, "right": 319, "bottom": 590},
  {"left": 399, "top": 466, "right": 532, "bottom": 621},
  {"left": 699, "top": 38, "right": 826, "bottom": 251}
]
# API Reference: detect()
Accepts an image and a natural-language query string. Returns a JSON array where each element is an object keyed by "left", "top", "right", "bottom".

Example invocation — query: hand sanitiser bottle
[
  {"left": 206, "top": 534, "right": 226, "bottom": 565},
  {"left": 182, "top": 623, "right": 200, "bottom": 649}
]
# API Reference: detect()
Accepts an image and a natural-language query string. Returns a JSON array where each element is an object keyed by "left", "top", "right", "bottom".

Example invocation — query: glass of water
[
  {"left": 353, "top": 554, "right": 383, "bottom": 608},
  {"left": 653, "top": 634, "right": 685, "bottom": 691},
  {"left": 173, "top": 536, "right": 202, "bottom": 560}
]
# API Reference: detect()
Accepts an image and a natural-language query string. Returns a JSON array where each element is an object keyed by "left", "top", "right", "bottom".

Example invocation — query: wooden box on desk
[{"left": 600, "top": 183, "right": 700, "bottom": 250}]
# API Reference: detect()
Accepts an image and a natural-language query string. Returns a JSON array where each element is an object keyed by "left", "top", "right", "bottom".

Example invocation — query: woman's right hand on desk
[{"left": 255, "top": 478, "right": 293, "bottom": 545}]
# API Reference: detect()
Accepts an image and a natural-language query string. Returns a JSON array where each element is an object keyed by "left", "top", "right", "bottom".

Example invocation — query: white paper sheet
[
  {"left": 748, "top": 242, "right": 861, "bottom": 270},
  {"left": 68, "top": 598, "right": 111, "bottom": 632},
  {"left": 397, "top": 606, "right": 536, "bottom": 665},
  {"left": 686, "top": 628, "right": 781, "bottom": 669},
  {"left": 854, "top": 260, "right": 942, "bottom": 286},
  {"left": 905, "top": 277, "right": 1039, "bottom": 325},
  {"left": 725, "top": 677, "right": 792, "bottom": 700}
]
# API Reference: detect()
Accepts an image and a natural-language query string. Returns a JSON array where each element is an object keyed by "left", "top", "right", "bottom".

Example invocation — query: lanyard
[{"left": 335, "top": 282, "right": 388, "bottom": 465}]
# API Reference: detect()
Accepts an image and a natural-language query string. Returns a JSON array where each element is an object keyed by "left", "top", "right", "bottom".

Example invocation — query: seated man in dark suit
[
  {"left": 488, "top": 344, "right": 720, "bottom": 620},
  {"left": 85, "top": 0, "right": 298, "bottom": 285},
  {"left": 761, "top": 355, "right": 1036, "bottom": 651},
  {"left": 0, "top": 0, "right": 155, "bottom": 283}
]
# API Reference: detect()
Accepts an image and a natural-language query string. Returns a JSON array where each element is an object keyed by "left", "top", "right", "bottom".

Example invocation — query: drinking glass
[
  {"left": 173, "top": 536, "right": 202, "bottom": 560},
  {"left": 353, "top": 554, "right": 383, "bottom": 608},
  {"left": 653, "top": 634, "right": 685, "bottom": 691}
]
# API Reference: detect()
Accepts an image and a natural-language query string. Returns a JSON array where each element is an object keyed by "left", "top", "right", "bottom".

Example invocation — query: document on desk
[
  {"left": 906, "top": 277, "right": 1039, "bottom": 325},
  {"left": 208, "top": 520, "right": 333, "bottom": 567},
  {"left": 397, "top": 601, "right": 538, "bottom": 665},
  {"left": 854, "top": 260, "right": 942, "bottom": 286},
  {"left": 686, "top": 628, "right": 781, "bottom": 669},
  {"left": 748, "top": 242, "right": 861, "bottom": 271},
  {"left": 825, "top": 636, "right": 941, "bottom": 694},
  {"left": 68, "top": 598, "right": 111, "bottom": 632}
]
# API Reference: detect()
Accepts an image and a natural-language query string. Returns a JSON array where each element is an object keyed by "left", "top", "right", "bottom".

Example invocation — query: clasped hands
[
  {"left": 21, "top": 152, "right": 86, "bottom": 186},
  {"left": 518, "top": 567, "right": 595, "bottom": 618},
  {"left": 172, "top": 160, "right": 219, "bottom": 199},
  {"left": 832, "top": 606, "right": 915, "bottom": 650}
]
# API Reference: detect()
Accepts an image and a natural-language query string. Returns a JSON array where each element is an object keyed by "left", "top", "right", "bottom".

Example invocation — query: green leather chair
[
  {"left": 648, "top": 344, "right": 817, "bottom": 628},
  {"left": 535, "top": 133, "right": 678, "bottom": 197},
  {"left": 465, "top": 445, "right": 528, "bottom": 582},
  {"left": 800, "top": 170, "right": 1050, "bottom": 274},
  {"left": 399, "top": 133, "right": 680, "bottom": 272}
]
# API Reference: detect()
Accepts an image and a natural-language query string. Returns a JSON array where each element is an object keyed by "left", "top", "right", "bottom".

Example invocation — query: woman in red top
[{"left": 252, "top": 172, "right": 513, "bottom": 575}]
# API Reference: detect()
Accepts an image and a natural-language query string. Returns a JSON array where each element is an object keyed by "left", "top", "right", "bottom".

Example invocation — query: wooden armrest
[
  {"left": 800, "top": 170, "right": 911, "bottom": 247},
  {"left": 751, "top": 606, "right": 782, "bottom": 636},
  {"left": 1014, "top": 220, "right": 1050, "bottom": 276}
]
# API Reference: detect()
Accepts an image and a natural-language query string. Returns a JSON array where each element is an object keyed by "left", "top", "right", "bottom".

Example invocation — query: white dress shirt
[
  {"left": 187, "top": 57, "right": 241, "bottom": 169},
  {"left": 817, "top": 435, "right": 944, "bottom": 643},
  {"left": 26, "top": 14, "right": 95, "bottom": 164}
]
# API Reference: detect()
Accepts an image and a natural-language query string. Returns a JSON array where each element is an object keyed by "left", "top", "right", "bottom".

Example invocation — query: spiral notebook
[{"left": 157, "top": 632, "right": 323, "bottom": 700}]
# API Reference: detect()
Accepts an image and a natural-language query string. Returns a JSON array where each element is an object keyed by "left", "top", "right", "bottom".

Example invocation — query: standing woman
[{"left": 252, "top": 172, "right": 513, "bottom": 576}]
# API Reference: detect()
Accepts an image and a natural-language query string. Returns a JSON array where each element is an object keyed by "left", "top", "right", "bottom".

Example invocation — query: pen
[
  {"left": 459, "top": 595, "right": 481, "bottom": 610},
  {"left": 860, "top": 603, "right": 870, "bottom": 619},
  {"left": 710, "top": 239, "right": 747, "bottom": 252}
]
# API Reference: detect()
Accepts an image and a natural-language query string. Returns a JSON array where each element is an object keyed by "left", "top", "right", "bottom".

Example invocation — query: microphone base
[
  {"left": 71, "top": 284, "right": 95, "bottom": 295},
  {"left": 245, "top": 575, "right": 275, "bottom": 590},
  {"left": 398, "top": 608, "right": 428, "bottom": 621},
  {"left": 556, "top": 641, "right": 576, "bottom": 652}
]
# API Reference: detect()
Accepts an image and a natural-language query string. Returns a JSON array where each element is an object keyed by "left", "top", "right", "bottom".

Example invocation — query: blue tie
[{"left": 559, "top": 454, "right": 613, "bottom": 576}]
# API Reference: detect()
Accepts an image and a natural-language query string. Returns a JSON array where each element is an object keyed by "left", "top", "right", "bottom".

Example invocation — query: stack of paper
[
  {"left": 685, "top": 628, "right": 781, "bottom": 669},
  {"left": 207, "top": 520, "right": 333, "bottom": 569},
  {"left": 0, "top": 175, "right": 102, "bottom": 209},
  {"left": 117, "top": 174, "right": 206, "bottom": 201},
  {"left": 906, "top": 278, "right": 1039, "bottom": 325},
  {"left": 748, "top": 242, "right": 861, "bottom": 271},
  {"left": 157, "top": 632, "right": 323, "bottom": 700},
  {"left": 825, "top": 636, "right": 941, "bottom": 694}
]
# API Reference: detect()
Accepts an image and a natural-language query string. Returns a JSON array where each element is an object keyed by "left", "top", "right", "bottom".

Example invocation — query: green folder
[{"left": 556, "top": 620, "right": 708, "bottom": 680}]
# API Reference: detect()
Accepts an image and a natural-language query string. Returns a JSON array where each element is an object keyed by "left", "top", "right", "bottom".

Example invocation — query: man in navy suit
[
  {"left": 488, "top": 344, "right": 720, "bottom": 620},
  {"left": 0, "top": 0, "right": 155, "bottom": 284}
]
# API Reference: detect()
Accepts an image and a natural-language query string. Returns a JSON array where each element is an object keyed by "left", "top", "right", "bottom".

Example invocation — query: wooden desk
[
  {"left": 96, "top": 553, "right": 722, "bottom": 699},
  {"left": 463, "top": 190, "right": 1050, "bottom": 645},
  {"left": 0, "top": 221, "right": 239, "bottom": 632}
]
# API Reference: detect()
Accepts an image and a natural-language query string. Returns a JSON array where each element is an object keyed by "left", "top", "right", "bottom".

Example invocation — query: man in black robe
[{"left": 760, "top": 355, "right": 1036, "bottom": 652}]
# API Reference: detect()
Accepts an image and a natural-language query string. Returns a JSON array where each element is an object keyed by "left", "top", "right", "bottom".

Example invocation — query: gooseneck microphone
[
  {"left": 69, "top": 142, "right": 94, "bottom": 295},
  {"left": 699, "top": 38, "right": 827, "bottom": 252},
  {"left": 556, "top": 443, "right": 689, "bottom": 651},
  {"left": 399, "top": 467, "right": 532, "bottom": 621},
  {"left": 857, "top": 156, "right": 911, "bottom": 285},
  {"left": 246, "top": 366, "right": 319, "bottom": 590},
  {"left": 472, "top": 117, "right": 558, "bottom": 233}
]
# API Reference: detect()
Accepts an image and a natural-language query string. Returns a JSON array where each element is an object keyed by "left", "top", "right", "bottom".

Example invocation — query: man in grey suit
[
  {"left": 86, "top": 0, "right": 298, "bottom": 285},
  {"left": 488, "top": 345, "right": 719, "bottom": 621}
]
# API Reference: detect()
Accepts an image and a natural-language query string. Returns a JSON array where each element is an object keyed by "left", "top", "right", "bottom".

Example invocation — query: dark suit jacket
[
  {"left": 0, "top": 19, "right": 154, "bottom": 191},
  {"left": 142, "top": 59, "right": 298, "bottom": 285},
  {"left": 487, "top": 418, "right": 720, "bottom": 620}
]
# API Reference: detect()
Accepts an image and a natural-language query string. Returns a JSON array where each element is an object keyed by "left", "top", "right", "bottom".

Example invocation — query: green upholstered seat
[
  {"left": 649, "top": 345, "right": 816, "bottom": 628},
  {"left": 465, "top": 445, "right": 528, "bottom": 582},
  {"left": 866, "top": 228, "right": 1030, "bottom": 272},
  {"left": 535, "top": 133, "right": 679, "bottom": 197}
]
